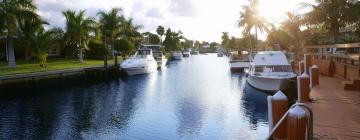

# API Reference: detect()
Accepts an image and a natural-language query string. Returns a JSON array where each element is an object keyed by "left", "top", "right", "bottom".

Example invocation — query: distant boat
[
  {"left": 120, "top": 49, "right": 158, "bottom": 75},
  {"left": 183, "top": 48, "right": 191, "bottom": 57},
  {"left": 191, "top": 50, "right": 199, "bottom": 55},
  {"left": 229, "top": 51, "right": 250, "bottom": 72},
  {"left": 247, "top": 51, "right": 297, "bottom": 92},
  {"left": 172, "top": 51, "right": 183, "bottom": 60}
]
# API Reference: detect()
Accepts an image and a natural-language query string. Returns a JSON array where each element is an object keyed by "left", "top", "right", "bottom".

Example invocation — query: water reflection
[{"left": 0, "top": 54, "right": 269, "bottom": 139}]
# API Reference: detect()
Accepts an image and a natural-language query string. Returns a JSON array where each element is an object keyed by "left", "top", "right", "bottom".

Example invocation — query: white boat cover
[{"left": 253, "top": 51, "right": 289, "bottom": 66}]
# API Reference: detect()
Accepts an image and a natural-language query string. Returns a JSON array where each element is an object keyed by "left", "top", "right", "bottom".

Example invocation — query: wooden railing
[{"left": 307, "top": 53, "right": 360, "bottom": 79}]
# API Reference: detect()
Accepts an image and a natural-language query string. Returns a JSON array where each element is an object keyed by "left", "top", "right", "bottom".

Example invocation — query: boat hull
[
  {"left": 122, "top": 65, "right": 157, "bottom": 75},
  {"left": 183, "top": 53, "right": 190, "bottom": 57},
  {"left": 172, "top": 55, "right": 183, "bottom": 60},
  {"left": 247, "top": 75, "right": 295, "bottom": 92}
]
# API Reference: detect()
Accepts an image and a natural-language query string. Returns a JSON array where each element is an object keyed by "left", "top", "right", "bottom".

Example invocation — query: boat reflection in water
[{"left": 0, "top": 54, "right": 269, "bottom": 139}]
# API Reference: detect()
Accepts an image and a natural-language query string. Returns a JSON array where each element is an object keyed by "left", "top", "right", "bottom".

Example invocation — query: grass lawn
[{"left": 0, "top": 57, "right": 122, "bottom": 76}]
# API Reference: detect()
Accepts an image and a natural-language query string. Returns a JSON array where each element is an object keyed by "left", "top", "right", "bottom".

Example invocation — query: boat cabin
[{"left": 251, "top": 51, "right": 293, "bottom": 74}]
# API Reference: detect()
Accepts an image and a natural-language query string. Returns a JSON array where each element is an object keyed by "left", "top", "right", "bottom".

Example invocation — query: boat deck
[{"left": 309, "top": 76, "right": 360, "bottom": 140}]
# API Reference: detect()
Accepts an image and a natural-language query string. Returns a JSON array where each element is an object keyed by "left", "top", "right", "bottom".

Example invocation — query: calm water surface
[{"left": 0, "top": 54, "right": 269, "bottom": 140}]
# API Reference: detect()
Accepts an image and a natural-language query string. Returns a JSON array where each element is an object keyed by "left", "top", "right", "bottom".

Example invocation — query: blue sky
[{"left": 35, "top": 0, "right": 309, "bottom": 42}]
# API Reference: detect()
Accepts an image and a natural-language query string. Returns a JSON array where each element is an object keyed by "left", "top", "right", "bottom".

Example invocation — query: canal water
[{"left": 0, "top": 54, "right": 269, "bottom": 140}]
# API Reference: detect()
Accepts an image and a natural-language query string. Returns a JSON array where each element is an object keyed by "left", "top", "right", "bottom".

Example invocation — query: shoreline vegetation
[{"left": 0, "top": 57, "right": 122, "bottom": 76}]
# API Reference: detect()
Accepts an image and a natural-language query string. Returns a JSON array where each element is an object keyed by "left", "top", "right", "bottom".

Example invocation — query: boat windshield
[
  {"left": 135, "top": 50, "right": 151, "bottom": 58},
  {"left": 254, "top": 65, "right": 292, "bottom": 73}
]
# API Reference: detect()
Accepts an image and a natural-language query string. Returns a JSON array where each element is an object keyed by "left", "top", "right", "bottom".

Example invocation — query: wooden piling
[
  {"left": 267, "top": 91, "right": 288, "bottom": 139},
  {"left": 299, "top": 61, "right": 305, "bottom": 75},
  {"left": 310, "top": 65, "right": 319, "bottom": 88},
  {"left": 287, "top": 106, "right": 309, "bottom": 140},
  {"left": 297, "top": 73, "right": 310, "bottom": 102},
  {"left": 304, "top": 54, "right": 312, "bottom": 74}
]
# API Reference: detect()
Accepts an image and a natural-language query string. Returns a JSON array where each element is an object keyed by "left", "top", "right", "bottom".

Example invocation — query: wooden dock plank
[{"left": 310, "top": 76, "right": 360, "bottom": 140}]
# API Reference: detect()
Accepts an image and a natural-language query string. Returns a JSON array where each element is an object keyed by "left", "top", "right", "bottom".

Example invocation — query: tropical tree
[
  {"left": 237, "top": 0, "right": 268, "bottom": 52},
  {"left": 300, "top": 0, "right": 356, "bottom": 43},
  {"left": 143, "top": 32, "right": 160, "bottom": 44},
  {"left": 115, "top": 38, "right": 135, "bottom": 58},
  {"left": 33, "top": 29, "right": 56, "bottom": 67},
  {"left": 97, "top": 8, "right": 123, "bottom": 60},
  {"left": 281, "top": 11, "right": 303, "bottom": 58},
  {"left": 221, "top": 32, "right": 230, "bottom": 50},
  {"left": 17, "top": 11, "right": 47, "bottom": 61},
  {"left": 0, "top": 0, "right": 38, "bottom": 67},
  {"left": 163, "top": 28, "right": 183, "bottom": 51},
  {"left": 63, "top": 10, "right": 95, "bottom": 63},
  {"left": 121, "top": 18, "right": 143, "bottom": 46},
  {"left": 156, "top": 26, "right": 165, "bottom": 44}
]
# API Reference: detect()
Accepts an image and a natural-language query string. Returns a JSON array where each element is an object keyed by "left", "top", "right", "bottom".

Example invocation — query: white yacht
[
  {"left": 247, "top": 51, "right": 297, "bottom": 92},
  {"left": 172, "top": 51, "right": 183, "bottom": 60},
  {"left": 120, "top": 49, "right": 158, "bottom": 75},
  {"left": 140, "top": 44, "right": 167, "bottom": 68},
  {"left": 183, "top": 49, "right": 191, "bottom": 57}
]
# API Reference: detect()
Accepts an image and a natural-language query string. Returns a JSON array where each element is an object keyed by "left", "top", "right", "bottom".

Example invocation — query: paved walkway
[{"left": 310, "top": 76, "right": 360, "bottom": 140}]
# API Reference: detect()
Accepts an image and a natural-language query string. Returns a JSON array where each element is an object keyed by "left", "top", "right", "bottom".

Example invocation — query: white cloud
[{"left": 35, "top": 0, "right": 307, "bottom": 42}]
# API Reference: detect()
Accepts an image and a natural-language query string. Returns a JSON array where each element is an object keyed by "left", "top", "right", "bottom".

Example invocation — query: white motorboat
[
  {"left": 229, "top": 51, "right": 251, "bottom": 72},
  {"left": 120, "top": 49, "right": 158, "bottom": 75},
  {"left": 247, "top": 51, "right": 297, "bottom": 92},
  {"left": 183, "top": 49, "right": 191, "bottom": 57},
  {"left": 191, "top": 50, "right": 199, "bottom": 55},
  {"left": 172, "top": 51, "right": 183, "bottom": 60},
  {"left": 140, "top": 44, "right": 167, "bottom": 68}
]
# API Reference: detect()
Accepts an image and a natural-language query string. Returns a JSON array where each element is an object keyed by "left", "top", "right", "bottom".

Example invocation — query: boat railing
[{"left": 266, "top": 102, "right": 313, "bottom": 140}]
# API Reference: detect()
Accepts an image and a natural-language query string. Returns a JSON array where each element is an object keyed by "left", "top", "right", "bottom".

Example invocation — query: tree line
[
  {"left": 222, "top": 0, "right": 360, "bottom": 56},
  {"left": 0, "top": 0, "right": 210, "bottom": 67}
]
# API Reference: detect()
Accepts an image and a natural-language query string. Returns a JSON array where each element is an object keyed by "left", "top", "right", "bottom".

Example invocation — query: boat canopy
[{"left": 253, "top": 51, "right": 290, "bottom": 66}]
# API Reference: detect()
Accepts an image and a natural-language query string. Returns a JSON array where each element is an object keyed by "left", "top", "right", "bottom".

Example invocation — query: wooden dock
[{"left": 310, "top": 76, "right": 360, "bottom": 140}]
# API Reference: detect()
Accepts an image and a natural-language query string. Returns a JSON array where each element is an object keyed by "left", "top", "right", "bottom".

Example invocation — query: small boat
[
  {"left": 247, "top": 51, "right": 297, "bottom": 92},
  {"left": 120, "top": 49, "right": 158, "bottom": 75},
  {"left": 183, "top": 48, "right": 191, "bottom": 57},
  {"left": 172, "top": 51, "right": 183, "bottom": 60},
  {"left": 191, "top": 50, "right": 199, "bottom": 55},
  {"left": 229, "top": 51, "right": 250, "bottom": 72}
]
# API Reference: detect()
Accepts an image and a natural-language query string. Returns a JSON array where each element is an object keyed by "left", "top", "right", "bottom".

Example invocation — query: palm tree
[
  {"left": 97, "top": 8, "right": 123, "bottom": 61},
  {"left": 237, "top": 0, "right": 268, "bottom": 53},
  {"left": 63, "top": 10, "right": 95, "bottom": 63},
  {"left": 17, "top": 11, "right": 47, "bottom": 61},
  {"left": 281, "top": 11, "right": 303, "bottom": 58},
  {"left": 0, "top": 0, "right": 37, "bottom": 67},
  {"left": 33, "top": 29, "right": 56, "bottom": 67},
  {"left": 300, "top": 0, "right": 355, "bottom": 43},
  {"left": 156, "top": 26, "right": 165, "bottom": 44},
  {"left": 121, "top": 18, "right": 143, "bottom": 46},
  {"left": 97, "top": 8, "right": 124, "bottom": 66}
]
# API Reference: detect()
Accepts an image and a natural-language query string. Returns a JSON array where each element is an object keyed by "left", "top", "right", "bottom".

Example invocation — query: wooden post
[
  {"left": 304, "top": 54, "right": 311, "bottom": 74},
  {"left": 287, "top": 106, "right": 309, "bottom": 140},
  {"left": 344, "top": 64, "right": 347, "bottom": 79},
  {"left": 290, "top": 60, "right": 296, "bottom": 74},
  {"left": 310, "top": 65, "right": 319, "bottom": 88},
  {"left": 299, "top": 61, "right": 305, "bottom": 75},
  {"left": 267, "top": 91, "right": 288, "bottom": 139},
  {"left": 297, "top": 73, "right": 310, "bottom": 102}
]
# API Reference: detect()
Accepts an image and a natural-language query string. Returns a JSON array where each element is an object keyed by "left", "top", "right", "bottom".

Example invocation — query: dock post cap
[
  {"left": 273, "top": 90, "right": 287, "bottom": 100},
  {"left": 300, "top": 73, "right": 309, "bottom": 78},
  {"left": 311, "top": 65, "right": 318, "bottom": 68},
  {"left": 289, "top": 106, "right": 307, "bottom": 117}
]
